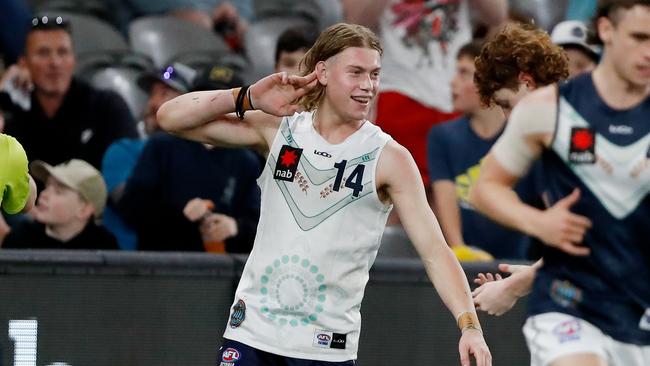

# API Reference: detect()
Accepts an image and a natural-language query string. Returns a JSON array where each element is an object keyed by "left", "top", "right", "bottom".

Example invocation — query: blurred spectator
[
  {"left": 427, "top": 41, "right": 536, "bottom": 260},
  {"left": 0, "top": 16, "right": 137, "bottom": 169},
  {"left": 343, "top": 0, "right": 507, "bottom": 187},
  {"left": 0, "top": 0, "right": 31, "bottom": 66},
  {"left": 551, "top": 20, "right": 599, "bottom": 78},
  {"left": 117, "top": 65, "right": 261, "bottom": 252},
  {"left": 274, "top": 26, "right": 317, "bottom": 75},
  {"left": 1, "top": 159, "right": 117, "bottom": 249},
  {"left": 101, "top": 62, "right": 195, "bottom": 250},
  {"left": 103, "top": 0, "right": 252, "bottom": 50}
]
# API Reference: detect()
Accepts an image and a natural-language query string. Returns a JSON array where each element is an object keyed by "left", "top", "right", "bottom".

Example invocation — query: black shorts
[{"left": 217, "top": 339, "right": 355, "bottom": 366}]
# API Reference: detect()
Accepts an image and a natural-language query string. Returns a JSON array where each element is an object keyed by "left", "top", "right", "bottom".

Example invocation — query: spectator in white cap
[
  {"left": 551, "top": 20, "right": 600, "bottom": 78},
  {"left": 1, "top": 159, "right": 118, "bottom": 249}
]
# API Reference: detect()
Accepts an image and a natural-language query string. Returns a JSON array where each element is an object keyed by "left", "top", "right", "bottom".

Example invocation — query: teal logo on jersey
[
  {"left": 229, "top": 299, "right": 246, "bottom": 328},
  {"left": 259, "top": 254, "right": 327, "bottom": 327}
]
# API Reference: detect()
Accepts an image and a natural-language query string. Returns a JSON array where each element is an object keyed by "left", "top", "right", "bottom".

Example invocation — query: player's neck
[
  {"left": 593, "top": 61, "right": 650, "bottom": 110},
  {"left": 312, "top": 104, "right": 365, "bottom": 145},
  {"left": 469, "top": 106, "right": 505, "bottom": 140}
]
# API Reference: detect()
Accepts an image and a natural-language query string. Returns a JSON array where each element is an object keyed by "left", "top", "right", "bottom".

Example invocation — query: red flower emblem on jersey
[
  {"left": 280, "top": 149, "right": 298, "bottom": 167},
  {"left": 572, "top": 130, "right": 594, "bottom": 150}
]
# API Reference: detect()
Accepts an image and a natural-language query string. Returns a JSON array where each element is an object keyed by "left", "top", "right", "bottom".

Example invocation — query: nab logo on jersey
[
  {"left": 274, "top": 145, "right": 303, "bottom": 182},
  {"left": 569, "top": 127, "right": 596, "bottom": 164}
]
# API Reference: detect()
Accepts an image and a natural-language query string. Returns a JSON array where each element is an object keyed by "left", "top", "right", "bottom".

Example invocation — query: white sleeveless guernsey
[{"left": 223, "top": 111, "right": 393, "bottom": 361}]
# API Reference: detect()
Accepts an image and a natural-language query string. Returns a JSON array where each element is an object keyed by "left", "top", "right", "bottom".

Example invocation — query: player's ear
[
  {"left": 518, "top": 72, "right": 536, "bottom": 90},
  {"left": 315, "top": 61, "right": 328, "bottom": 86},
  {"left": 597, "top": 16, "right": 614, "bottom": 45}
]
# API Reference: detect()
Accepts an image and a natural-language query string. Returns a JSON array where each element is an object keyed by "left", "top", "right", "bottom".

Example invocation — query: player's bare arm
[
  {"left": 468, "top": 86, "right": 592, "bottom": 256},
  {"left": 157, "top": 71, "right": 318, "bottom": 155},
  {"left": 377, "top": 141, "right": 491, "bottom": 366}
]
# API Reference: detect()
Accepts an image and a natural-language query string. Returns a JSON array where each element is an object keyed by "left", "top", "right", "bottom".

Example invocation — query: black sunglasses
[{"left": 30, "top": 16, "right": 70, "bottom": 30}]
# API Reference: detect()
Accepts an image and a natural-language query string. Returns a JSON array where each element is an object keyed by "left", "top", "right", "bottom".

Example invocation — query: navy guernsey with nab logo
[{"left": 528, "top": 73, "right": 650, "bottom": 345}]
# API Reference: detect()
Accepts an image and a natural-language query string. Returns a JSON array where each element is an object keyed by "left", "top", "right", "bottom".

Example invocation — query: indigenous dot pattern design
[{"left": 259, "top": 254, "right": 327, "bottom": 327}]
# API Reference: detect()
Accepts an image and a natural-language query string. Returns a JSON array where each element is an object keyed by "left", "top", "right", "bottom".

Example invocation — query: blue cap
[{"left": 137, "top": 62, "right": 196, "bottom": 94}]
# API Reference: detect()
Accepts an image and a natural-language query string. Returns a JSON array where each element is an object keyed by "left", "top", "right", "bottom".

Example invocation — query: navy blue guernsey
[{"left": 528, "top": 73, "right": 650, "bottom": 344}]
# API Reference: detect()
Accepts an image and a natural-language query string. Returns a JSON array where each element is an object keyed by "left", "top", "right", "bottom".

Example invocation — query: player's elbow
[{"left": 156, "top": 100, "right": 182, "bottom": 133}]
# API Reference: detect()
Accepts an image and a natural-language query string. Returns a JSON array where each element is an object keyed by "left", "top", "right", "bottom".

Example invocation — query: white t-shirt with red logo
[{"left": 379, "top": 0, "right": 472, "bottom": 111}]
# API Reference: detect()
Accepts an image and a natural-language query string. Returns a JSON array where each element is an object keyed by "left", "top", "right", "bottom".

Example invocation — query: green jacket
[{"left": 0, "top": 133, "right": 30, "bottom": 214}]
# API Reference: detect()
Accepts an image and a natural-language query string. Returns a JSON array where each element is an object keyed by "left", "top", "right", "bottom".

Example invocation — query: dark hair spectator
[
  {"left": 0, "top": 16, "right": 138, "bottom": 169},
  {"left": 274, "top": 26, "right": 318, "bottom": 73},
  {"left": 101, "top": 62, "right": 195, "bottom": 250},
  {"left": 116, "top": 64, "right": 261, "bottom": 253}
]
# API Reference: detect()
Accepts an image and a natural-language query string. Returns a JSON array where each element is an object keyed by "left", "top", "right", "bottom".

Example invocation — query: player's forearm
[
  {"left": 157, "top": 89, "right": 235, "bottom": 133},
  {"left": 468, "top": 180, "right": 541, "bottom": 238},
  {"left": 508, "top": 259, "right": 543, "bottom": 297},
  {"left": 423, "top": 244, "right": 480, "bottom": 328}
]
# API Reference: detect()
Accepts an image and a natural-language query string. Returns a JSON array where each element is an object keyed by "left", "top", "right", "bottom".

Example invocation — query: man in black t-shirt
[{"left": 0, "top": 16, "right": 137, "bottom": 169}]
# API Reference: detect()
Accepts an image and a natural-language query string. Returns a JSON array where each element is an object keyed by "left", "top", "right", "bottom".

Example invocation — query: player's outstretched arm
[
  {"left": 472, "top": 260, "right": 542, "bottom": 316},
  {"left": 157, "top": 71, "right": 318, "bottom": 153},
  {"left": 378, "top": 141, "right": 491, "bottom": 366}
]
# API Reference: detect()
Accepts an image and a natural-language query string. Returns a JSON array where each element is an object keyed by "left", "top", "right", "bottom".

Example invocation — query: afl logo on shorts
[
  {"left": 222, "top": 348, "right": 240, "bottom": 362},
  {"left": 229, "top": 299, "right": 246, "bottom": 328}
]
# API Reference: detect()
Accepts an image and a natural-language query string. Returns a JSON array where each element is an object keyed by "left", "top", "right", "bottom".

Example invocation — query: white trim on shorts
[{"left": 523, "top": 312, "right": 650, "bottom": 366}]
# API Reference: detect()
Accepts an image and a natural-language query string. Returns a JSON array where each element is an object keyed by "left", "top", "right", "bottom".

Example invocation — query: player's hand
[
  {"left": 473, "top": 263, "right": 535, "bottom": 316},
  {"left": 249, "top": 71, "right": 318, "bottom": 117},
  {"left": 200, "top": 213, "right": 238, "bottom": 241},
  {"left": 459, "top": 328, "right": 491, "bottom": 366},
  {"left": 530, "top": 188, "right": 592, "bottom": 256}
]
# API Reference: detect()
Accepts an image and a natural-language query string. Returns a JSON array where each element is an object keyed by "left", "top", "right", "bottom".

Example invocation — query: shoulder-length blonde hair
[{"left": 298, "top": 23, "right": 382, "bottom": 111}]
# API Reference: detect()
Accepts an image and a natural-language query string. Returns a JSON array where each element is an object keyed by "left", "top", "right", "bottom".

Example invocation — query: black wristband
[
  {"left": 247, "top": 87, "right": 255, "bottom": 110},
  {"left": 235, "top": 85, "right": 250, "bottom": 120}
]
